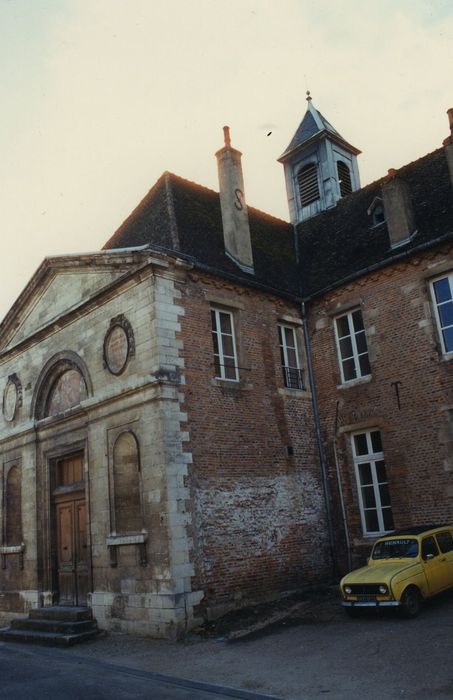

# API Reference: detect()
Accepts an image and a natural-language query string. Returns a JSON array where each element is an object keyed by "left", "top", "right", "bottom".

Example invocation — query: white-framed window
[
  {"left": 211, "top": 307, "right": 239, "bottom": 381},
  {"left": 334, "top": 309, "right": 371, "bottom": 383},
  {"left": 431, "top": 274, "right": 453, "bottom": 355},
  {"left": 278, "top": 325, "right": 303, "bottom": 390},
  {"left": 351, "top": 429, "right": 394, "bottom": 536}
]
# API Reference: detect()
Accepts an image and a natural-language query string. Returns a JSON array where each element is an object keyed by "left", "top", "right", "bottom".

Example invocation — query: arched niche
[
  {"left": 113, "top": 431, "right": 142, "bottom": 534},
  {"left": 5, "top": 465, "right": 22, "bottom": 546},
  {"left": 32, "top": 352, "right": 92, "bottom": 420}
]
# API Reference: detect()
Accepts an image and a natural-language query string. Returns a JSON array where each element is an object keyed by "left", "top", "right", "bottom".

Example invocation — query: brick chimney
[
  {"left": 443, "top": 108, "right": 453, "bottom": 186},
  {"left": 215, "top": 127, "right": 254, "bottom": 274},
  {"left": 381, "top": 169, "right": 416, "bottom": 248}
]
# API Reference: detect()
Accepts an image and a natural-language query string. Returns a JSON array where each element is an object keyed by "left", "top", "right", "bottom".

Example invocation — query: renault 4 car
[{"left": 340, "top": 524, "right": 453, "bottom": 617}]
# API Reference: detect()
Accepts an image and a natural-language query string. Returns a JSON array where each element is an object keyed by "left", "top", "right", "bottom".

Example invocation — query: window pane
[
  {"left": 212, "top": 331, "right": 219, "bottom": 354},
  {"left": 379, "top": 483, "right": 391, "bottom": 507},
  {"left": 211, "top": 310, "right": 217, "bottom": 331},
  {"left": 339, "top": 336, "right": 353, "bottom": 358},
  {"left": 342, "top": 358, "right": 356, "bottom": 381},
  {"left": 436, "top": 532, "right": 453, "bottom": 553},
  {"left": 365, "top": 510, "right": 379, "bottom": 533},
  {"left": 382, "top": 508, "right": 394, "bottom": 531},
  {"left": 336, "top": 315, "right": 350, "bottom": 337},
  {"left": 358, "top": 462, "right": 372, "bottom": 484},
  {"left": 352, "top": 310, "right": 364, "bottom": 332},
  {"left": 224, "top": 358, "right": 236, "bottom": 380},
  {"left": 358, "top": 354, "right": 371, "bottom": 376},
  {"left": 222, "top": 335, "right": 234, "bottom": 357},
  {"left": 354, "top": 433, "right": 369, "bottom": 456},
  {"left": 362, "top": 486, "right": 376, "bottom": 508},
  {"left": 355, "top": 331, "right": 368, "bottom": 354},
  {"left": 439, "top": 302, "right": 453, "bottom": 328},
  {"left": 213, "top": 355, "right": 221, "bottom": 377},
  {"left": 442, "top": 326, "right": 453, "bottom": 353},
  {"left": 434, "top": 277, "right": 452, "bottom": 304},
  {"left": 284, "top": 327, "right": 295, "bottom": 349},
  {"left": 219, "top": 312, "right": 232, "bottom": 334},
  {"left": 371, "top": 431, "right": 383, "bottom": 454},
  {"left": 375, "top": 460, "right": 387, "bottom": 482},
  {"left": 286, "top": 347, "right": 298, "bottom": 368},
  {"left": 422, "top": 537, "right": 439, "bottom": 559}
]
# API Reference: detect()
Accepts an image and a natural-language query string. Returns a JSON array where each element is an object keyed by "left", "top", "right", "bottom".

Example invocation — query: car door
[
  {"left": 435, "top": 530, "right": 453, "bottom": 587},
  {"left": 421, "top": 536, "right": 451, "bottom": 595}
]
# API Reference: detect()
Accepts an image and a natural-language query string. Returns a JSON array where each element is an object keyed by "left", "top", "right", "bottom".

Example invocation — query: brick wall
[
  {"left": 309, "top": 243, "right": 453, "bottom": 571},
  {"left": 178, "top": 270, "right": 331, "bottom": 617}
]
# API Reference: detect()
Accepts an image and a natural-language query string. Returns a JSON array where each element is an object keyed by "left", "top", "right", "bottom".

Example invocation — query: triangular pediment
[{"left": 0, "top": 251, "right": 150, "bottom": 352}]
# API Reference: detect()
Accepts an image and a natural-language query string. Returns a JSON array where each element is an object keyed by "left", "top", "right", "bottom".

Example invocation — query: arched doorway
[{"left": 33, "top": 354, "right": 92, "bottom": 606}]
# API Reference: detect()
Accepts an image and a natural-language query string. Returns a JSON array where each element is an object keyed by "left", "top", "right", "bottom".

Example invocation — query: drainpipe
[
  {"left": 301, "top": 302, "right": 337, "bottom": 578},
  {"left": 333, "top": 400, "right": 352, "bottom": 571}
]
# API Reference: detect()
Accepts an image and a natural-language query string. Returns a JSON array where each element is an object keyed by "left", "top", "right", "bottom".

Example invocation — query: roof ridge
[{"left": 165, "top": 171, "right": 290, "bottom": 226}]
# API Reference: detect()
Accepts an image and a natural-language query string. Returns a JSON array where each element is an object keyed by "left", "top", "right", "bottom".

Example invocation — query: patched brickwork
[{"left": 178, "top": 272, "right": 330, "bottom": 617}]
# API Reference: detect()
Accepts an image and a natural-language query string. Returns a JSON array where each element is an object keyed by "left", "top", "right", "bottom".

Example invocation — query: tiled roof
[
  {"left": 103, "top": 148, "right": 453, "bottom": 302},
  {"left": 296, "top": 147, "right": 453, "bottom": 298},
  {"left": 103, "top": 172, "right": 300, "bottom": 297}
]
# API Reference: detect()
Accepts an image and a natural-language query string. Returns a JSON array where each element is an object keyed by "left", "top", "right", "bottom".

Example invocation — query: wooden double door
[{"left": 53, "top": 454, "right": 89, "bottom": 606}]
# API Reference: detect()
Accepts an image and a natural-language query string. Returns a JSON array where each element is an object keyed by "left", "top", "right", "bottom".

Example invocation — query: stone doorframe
[{"left": 37, "top": 439, "right": 93, "bottom": 608}]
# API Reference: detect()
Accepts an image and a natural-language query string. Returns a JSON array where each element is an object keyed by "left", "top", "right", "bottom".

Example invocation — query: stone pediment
[{"left": 0, "top": 251, "right": 149, "bottom": 352}]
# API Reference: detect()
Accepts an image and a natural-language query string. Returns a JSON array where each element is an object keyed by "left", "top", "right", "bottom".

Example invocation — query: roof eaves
[{"left": 304, "top": 229, "right": 453, "bottom": 302}]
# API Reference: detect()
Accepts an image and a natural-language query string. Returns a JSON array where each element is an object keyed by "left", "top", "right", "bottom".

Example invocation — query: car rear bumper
[{"left": 342, "top": 600, "right": 401, "bottom": 608}]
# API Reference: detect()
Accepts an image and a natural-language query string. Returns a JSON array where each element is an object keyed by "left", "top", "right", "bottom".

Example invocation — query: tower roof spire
[{"left": 278, "top": 96, "right": 360, "bottom": 163}]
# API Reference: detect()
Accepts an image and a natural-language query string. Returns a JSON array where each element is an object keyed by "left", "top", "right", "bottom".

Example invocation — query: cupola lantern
[{"left": 278, "top": 93, "right": 361, "bottom": 224}]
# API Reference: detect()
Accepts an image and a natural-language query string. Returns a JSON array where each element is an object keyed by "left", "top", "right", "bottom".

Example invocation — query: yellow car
[{"left": 340, "top": 524, "right": 453, "bottom": 617}]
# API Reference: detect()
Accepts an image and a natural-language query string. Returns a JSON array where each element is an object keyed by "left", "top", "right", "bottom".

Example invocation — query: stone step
[
  {"left": 0, "top": 626, "right": 100, "bottom": 647},
  {"left": 29, "top": 606, "right": 93, "bottom": 622},
  {"left": 0, "top": 606, "right": 101, "bottom": 646},
  {"left": 11, "top": 617, "right": 96, "bottom": 635}
]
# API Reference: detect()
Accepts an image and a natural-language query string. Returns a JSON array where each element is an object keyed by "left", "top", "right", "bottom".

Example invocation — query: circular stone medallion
[
  {"left": 3, "top": 380, "right": 18, "bottom": 422},
  {"left": 105, "top": 325, "right": 129, "bottom": 375}
]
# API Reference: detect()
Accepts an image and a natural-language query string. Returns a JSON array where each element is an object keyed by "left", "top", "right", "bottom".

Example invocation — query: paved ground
[
  {"left": 0, "top": 643, "right": 279, "bottom": 699},
  {"left": 4, "top": 590, "right": 453, "bottom": 699}
]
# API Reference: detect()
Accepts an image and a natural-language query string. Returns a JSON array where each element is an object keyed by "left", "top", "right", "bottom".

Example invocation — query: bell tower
[{"left": 278, "top": 92, "right": 361, "bottom": 224}]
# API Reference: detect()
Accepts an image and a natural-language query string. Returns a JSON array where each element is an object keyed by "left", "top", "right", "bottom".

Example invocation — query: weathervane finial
[{"left": 306, "top": 90, "right": 312, "bottom": 102}]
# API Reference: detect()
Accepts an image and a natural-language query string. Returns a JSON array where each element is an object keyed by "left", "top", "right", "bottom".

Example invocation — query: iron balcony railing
[{"left": 283, "top": 366, "right": 304, "bottom": 390}]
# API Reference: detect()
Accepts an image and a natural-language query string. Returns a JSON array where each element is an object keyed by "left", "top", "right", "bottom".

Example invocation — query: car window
[
  {"left": 421, "top": 536, "right": 439, "bottom": 560},
  {"left": 372, "top": 538, "right": 418, "bottom": 559},
  {"left": 436, "top": 531, "right": 453, "bottom": 553}
]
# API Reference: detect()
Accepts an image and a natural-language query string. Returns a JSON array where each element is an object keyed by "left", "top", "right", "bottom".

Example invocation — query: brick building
[
  {"left": 287, "top": 99, "right": 453, "bottom": 569},
  {"left": 0, "top": 99, "right": 452, "bottom": 637}
]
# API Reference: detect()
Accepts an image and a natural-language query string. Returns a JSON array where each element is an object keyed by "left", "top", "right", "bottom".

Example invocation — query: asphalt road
[
  {"left": 3, "top": 590, "right": 453, "bottom": 699},
  {"left": 0, "top": 643, "right": 282, "bottom": 700}
]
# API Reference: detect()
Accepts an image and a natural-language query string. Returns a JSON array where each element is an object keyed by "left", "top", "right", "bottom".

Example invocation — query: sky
[{"left": 1, "top": 0, "right": 452, "bottom": 321}]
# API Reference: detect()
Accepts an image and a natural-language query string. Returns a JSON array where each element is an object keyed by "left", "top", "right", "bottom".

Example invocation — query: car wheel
[{"left": 401, "top": 587, "right": 421, "bottom": 618}]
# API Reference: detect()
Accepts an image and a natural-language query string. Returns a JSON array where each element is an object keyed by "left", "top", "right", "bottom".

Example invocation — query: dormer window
[
  {"left": 367, "top": 197, "right": 386, "bottom": 227},
  {"left": 337, "top": 161, "right": 352, "bottom": 197},
  {"left": 297, "top": 163, "right": 320, "bottom": 207}
]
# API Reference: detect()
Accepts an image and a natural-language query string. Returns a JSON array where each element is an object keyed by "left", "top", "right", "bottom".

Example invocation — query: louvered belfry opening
[
  {"left": 297, "top": 162, "right": 320, "bottom": 206},
  {"left": 337, "top": 160, "right": 352, "bottom": 197}
]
